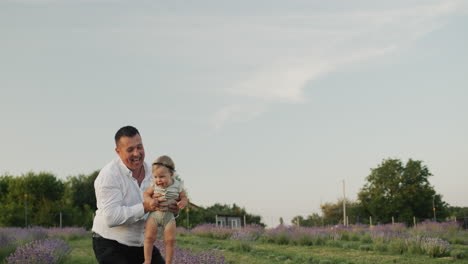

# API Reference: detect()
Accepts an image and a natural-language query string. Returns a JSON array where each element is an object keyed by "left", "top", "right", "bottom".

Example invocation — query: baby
[{"left": 143, "top": 155, "right": 188, "bottom": 264}]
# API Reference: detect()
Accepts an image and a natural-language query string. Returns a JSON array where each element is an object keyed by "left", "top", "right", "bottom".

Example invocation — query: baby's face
[{"left": 152, "top": 167, "right": 173, "bottom": 188}]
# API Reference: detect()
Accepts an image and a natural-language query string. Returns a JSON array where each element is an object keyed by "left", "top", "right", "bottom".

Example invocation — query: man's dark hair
[{"left": 114, "top": 126, "right": 140, "bottom": 145}]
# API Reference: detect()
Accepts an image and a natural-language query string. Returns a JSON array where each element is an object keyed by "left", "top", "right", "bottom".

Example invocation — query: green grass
[
  {"left": 55, "top": 235, "right": 468, "bottom": 264},
  {"left": 62, "top": 237, "right": 97, "bottom": 264},
  {"left": 176, "top": 235, "right": 468, "bottom": 264}
]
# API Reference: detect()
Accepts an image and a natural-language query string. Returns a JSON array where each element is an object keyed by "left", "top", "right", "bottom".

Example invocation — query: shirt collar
[
  {"left": 116, "top": 157, "right": 133, "bottom": 178},
  {"left": 116, "top": 157, "right": 151, "bottom": 180}
]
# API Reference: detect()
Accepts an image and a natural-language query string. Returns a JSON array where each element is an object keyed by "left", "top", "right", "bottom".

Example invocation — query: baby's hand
[{"left": 177, "top": 199, "right": 188, "bottom": 210}]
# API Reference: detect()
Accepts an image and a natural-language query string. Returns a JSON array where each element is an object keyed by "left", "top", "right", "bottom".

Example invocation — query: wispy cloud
[
  {"left": 206, "top": 0, "right": 465, "bottom": 128},
  {"left": 212, "top": 103, "right": 267, "bottom": 130}
]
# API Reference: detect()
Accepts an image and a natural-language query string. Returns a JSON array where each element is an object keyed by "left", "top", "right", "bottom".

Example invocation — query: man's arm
[{"left": 97, "top": 179, "right": 145, "bottom": 227}]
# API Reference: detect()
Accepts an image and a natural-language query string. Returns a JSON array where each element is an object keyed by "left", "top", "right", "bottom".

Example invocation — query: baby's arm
[{"left": 177, "top": 191, "right": 188, "bottom": 210}]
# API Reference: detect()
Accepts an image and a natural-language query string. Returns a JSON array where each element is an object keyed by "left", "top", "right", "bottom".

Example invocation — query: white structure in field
[{"left": 215, "top": 214, "right": 245, "bottom": 228}]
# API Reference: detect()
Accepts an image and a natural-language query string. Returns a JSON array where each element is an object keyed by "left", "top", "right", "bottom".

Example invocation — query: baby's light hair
[{"left": 152, "top": 155, "right": 176, "bottom": 173}]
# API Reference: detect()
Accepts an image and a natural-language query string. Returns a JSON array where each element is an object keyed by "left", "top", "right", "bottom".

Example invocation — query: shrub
[
  {"left": 406, "top": 235, "right": 424, "bottom": 254},
  {"left": 421, "top": 237, "right": 450, "bottom": 258},
  {"left": 234, "top": 240, "right": 252, "bottom": 252},
  {"left": 47, "top": 227, "right": 89, "bottom": 241},
  {"left": 360, "top": 234, "right": 372, "bottom": 243},
  {"left": 0, "top": 232, "right": 16, "bottom": 261},
  {"left": 388, "top": 238, "right": 407, "bottom": 254},
  {"left": 155, "top": 240, "right": 226, "bottom": 263},
  {"left": 373, "top": 242, "right": 388, "bottom": 252},
  {"left": 450, "top": 249, "right": 466, "bottom": 259},
  {"left": 6, "top": 239, "right": 71, "bottom": 264},
  {"left": 359, "top": 245, "right": 372, "bottom": 251},
  {"left": 191, "top": 224, "right": 233, "bottom": 239},
  {"left": 325, "top": 239, "right": 342, "bottom": 247}
]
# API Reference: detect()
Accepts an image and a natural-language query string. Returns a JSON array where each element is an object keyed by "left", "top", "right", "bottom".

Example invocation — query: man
[{"left": 92, "top": 126, "right": 177, "bottom": 264}]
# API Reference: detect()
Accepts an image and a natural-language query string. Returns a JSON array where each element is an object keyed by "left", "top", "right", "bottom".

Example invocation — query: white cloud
[
  {"left": 209, "top": 0, "right": 465, "bottom": 128},
  {"left": 211, "top": 103, "right": 267, "bottom": 130}
]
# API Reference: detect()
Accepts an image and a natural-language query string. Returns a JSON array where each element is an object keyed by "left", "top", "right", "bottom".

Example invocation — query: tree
[
  {"left": 358, "top": 158, "right": 448, "bottom": 224},
  {"left": 291, "top": 215, "right": 304, "bottom": 226},
  {"left": 64, "top": 171, "right": 98, "bottom": 211},
  {"left": 0, "top": 172, "right": 65, "bottom": 226},
  {"left": 447, "top": 206, "right": 468, "bottom": 218},
  {"left": 61, "top": 171, "right": 99, "bottom": 228},
  {"left": 176, "top": 203, "right": 265, "bottom": 228},
  {"left": 319, "top": 199, "right": 361, "bottom": 225},
  {"left": 290, "top": 213, "right": 325, "bottom": 227}
]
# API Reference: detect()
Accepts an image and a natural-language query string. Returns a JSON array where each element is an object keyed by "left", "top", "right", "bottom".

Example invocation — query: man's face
[{"left": 115, "top": 134, "right": 145, "bottom": 171}]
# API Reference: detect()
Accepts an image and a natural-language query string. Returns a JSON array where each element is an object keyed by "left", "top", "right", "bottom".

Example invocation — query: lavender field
[
  {"left": 177, "top": 221, "right": 468, "bottom": 263},
  {"left": 0, "top": 227, "right": 85, "bottom": 264},
  {"left": 1, "top": 222, "right": 467, "bottom": 264}
]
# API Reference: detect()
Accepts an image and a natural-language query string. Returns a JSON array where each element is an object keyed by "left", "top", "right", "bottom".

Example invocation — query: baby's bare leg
[
  {"left": 144, "top": 217, "right": 158, "bottom": 264},
  {"left": 163, "top": 220, "right": 176, "bottom": 264}
]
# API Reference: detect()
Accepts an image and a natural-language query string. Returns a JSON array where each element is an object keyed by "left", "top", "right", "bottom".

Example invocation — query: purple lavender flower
[
  {"left": 155, "top": 240, "right": 226, "bottom": 264},
  {"left": 46, "top": 227, "right": 89, "bottom": 240},
  {"left": 5, "top": 239, "right": 71, "bottom": 264}
]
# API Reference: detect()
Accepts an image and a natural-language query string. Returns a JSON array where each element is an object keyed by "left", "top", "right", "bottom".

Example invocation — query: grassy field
[
  {"left": 62, "top": 238, "right": 97, "bottom": 264},
  {"left": 177, "top": 235, "right": 468, "bottom": 264},
  {"left": 62, "top": 235, "right": 468, "bottom": 264}
]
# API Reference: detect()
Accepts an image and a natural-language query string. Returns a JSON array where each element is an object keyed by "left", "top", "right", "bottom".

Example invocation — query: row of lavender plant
[
  {"left": 155, "top": 239, "right": 226, "bottom": 264},
  {"left": 5, "top": 239, "right": 71, "bottom": 264},
  {"left": 187, "top": 221, "right": 466, "bottom": 258},
  {"left": 0, "top": 227, "right": 86, "bottom": 264},
  {"left": 1, "top": 227, "right": 227, "bottom": 264}
]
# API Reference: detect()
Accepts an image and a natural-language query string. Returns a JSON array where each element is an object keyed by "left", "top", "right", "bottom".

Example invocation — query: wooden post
[
  {"left": 369, "top": 216, "right": 372, "bottom": 226},
  {"left": 187, "top": 207, "right": 190, "bottom": 229},
  {"left": 343, "top": 180, "right": 347, "bottom": 226}
]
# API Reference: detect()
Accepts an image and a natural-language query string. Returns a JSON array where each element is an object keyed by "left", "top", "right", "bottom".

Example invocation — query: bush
[
  {"left": 388, "top": 238, "right": 407, "bottom": 254},
  {"left": 360, "top": 234, "right": 372, "bottom": 244},
  {"left": 359, "top": 245, "right": 372, "bottom": 251},
  {"left": 325, "top": 240, "right": 342, "bottom": 247},
  {"left": 421, "top": 237, "right": 450, "bottom": 258},
  {"left": 450, "top": 249, "right": 466, "bottom": 259},
  {"left": 234, "top": 240, "right": 252, "bottom": 252},
  {"left": 373, "top": 242, "right": 388, "bottom": 252},
  {"left": 6, "top": 239, "right": 71, "bottom": 264}
]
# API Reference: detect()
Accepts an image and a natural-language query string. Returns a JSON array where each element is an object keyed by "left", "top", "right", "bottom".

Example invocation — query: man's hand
[
  {"left": 168, "top": 201, "right": 180, "bottom": 216},
  {"left": 153, "top": 192, "right": 169, "bottom": 212},
  {"left": 143, "top": 188, "right": 168, "bottom": 213}
]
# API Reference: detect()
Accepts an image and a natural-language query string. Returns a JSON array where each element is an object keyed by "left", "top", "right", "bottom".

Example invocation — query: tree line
[
  {"left": 0, "top": 171, "right": 264, "bottom": 229},
  {"left": 291, "top": 158, "right": 468, "bottom": 227}
]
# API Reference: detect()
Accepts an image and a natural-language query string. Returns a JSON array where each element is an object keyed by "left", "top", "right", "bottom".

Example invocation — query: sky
[{"left": 1, "top": 0, "right": 467, "bottom": 227}]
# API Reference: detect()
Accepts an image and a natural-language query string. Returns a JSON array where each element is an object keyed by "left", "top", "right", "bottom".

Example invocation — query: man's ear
[{"left": 115, "top": 147, "right": 120, "bottom": 155}]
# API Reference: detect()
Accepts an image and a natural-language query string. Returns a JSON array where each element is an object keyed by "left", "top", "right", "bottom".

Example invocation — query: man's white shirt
[{"left": 92, "top": 157, "right": 153, "bottom": 246}]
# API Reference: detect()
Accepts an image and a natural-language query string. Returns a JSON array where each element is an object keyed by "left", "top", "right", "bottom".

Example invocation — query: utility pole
[
  {"left": 24, "top": 193, "right": 28, "bottom": 227},
  {"left": 343, "top": 180, "right": 347, "bottom": 226},
  {"left": 186, "top": 207, "right": 190, "bottom": 229}
]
